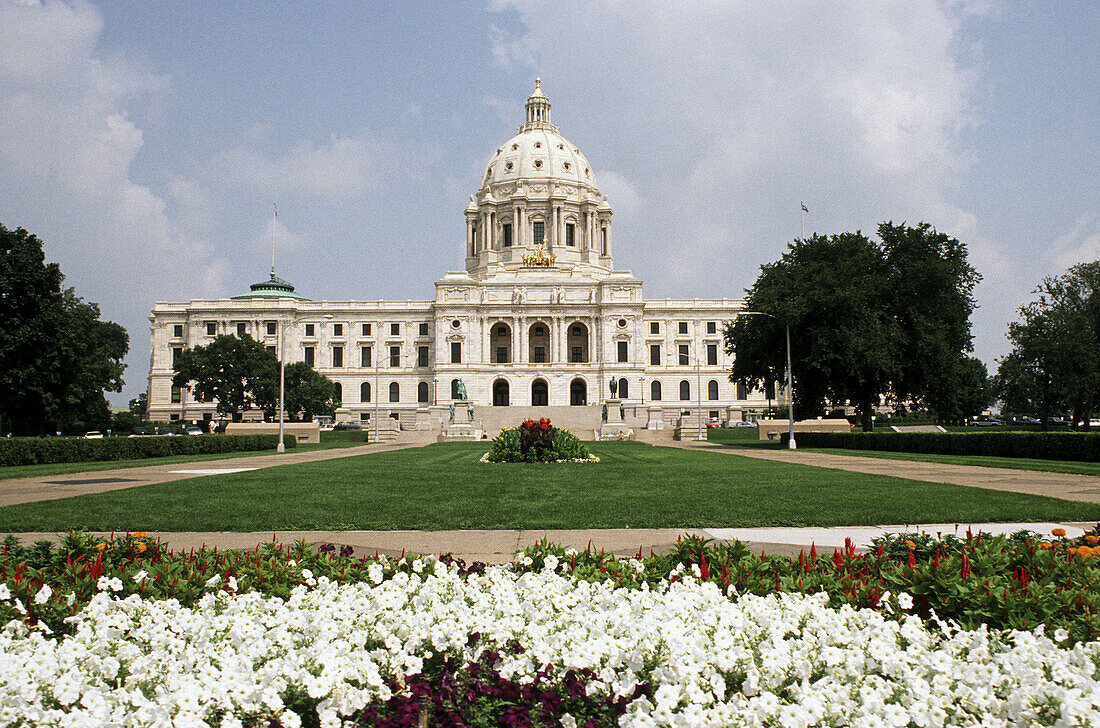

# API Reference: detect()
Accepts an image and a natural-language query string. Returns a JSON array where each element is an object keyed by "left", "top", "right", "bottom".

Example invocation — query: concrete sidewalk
[
  {"left": 10, "top": 522, "right": 1093, "bottom": 564},
  {"left": 672, "top": 441, "right": 1100, "bottom": 504},
  {"left": 0, "top": 439, "right": 426, "bottom": 507}
]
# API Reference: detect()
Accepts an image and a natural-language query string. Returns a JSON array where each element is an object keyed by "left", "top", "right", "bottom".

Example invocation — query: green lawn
[
  {"left": 790, "top": 448, "right": 1100, "bottom": 477},
  {"left": 0, "top": 431, "right": 368, "bottom": 481},
  {"left": 1, "top": 442, "right": 1097, "bottom": 532}
]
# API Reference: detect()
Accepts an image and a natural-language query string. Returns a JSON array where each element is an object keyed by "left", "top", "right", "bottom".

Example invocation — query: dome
[
  {"left": 232, "top": 272, "right": 309, "bottom": 300},
  {"left": 478, "top": 79, "right": 599, "bottom": 194}
]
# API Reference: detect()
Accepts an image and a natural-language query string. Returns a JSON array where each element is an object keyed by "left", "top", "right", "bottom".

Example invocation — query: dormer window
[
  {"left": 505, "top": 161, "right": 514, "bottom": 171},
  {"left": 534, "top": 141, "right": 541, "bottom": 148},
  {"left": 533, "top": 159, "right": 543, "bottom": 169},
  {"left": 512, "top": 143, "right": 519, "bottom": 150},
  {"left": 563, "top": 162, "right": 571, "bottom": 171}
]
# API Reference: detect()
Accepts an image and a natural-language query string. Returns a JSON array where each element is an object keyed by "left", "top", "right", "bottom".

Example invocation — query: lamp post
[
  {"left": 740, "top": 311, "right": 796, "bottom": 449},
  {"left": 277, "top": 313, "right": 332, "bottom": 453},
  {"left": 696, "top": 356, "right": 704, "bottom": 441}
]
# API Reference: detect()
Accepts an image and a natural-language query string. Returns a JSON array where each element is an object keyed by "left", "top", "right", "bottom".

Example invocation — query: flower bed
[
  {"left": 483, "top": 418, "right": 596, "bottom": 463},
  {"left": 1, "top": 530, "right": 1099, "bottom": 726},
  {"left": 3, "top": 563, "right": 1100, "bottom": 727}
]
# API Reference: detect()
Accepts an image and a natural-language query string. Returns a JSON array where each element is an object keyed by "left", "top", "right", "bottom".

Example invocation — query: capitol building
[{"left": 147, "top": 81, "right": 772, "bottom": 436}]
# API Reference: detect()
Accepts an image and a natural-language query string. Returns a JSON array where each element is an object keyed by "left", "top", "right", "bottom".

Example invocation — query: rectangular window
[
  {"left": 496, "top": 346, "right": 509, "bottom": 363},
  {"left": 266, "top": 345, "right": 276, "bottom": 357},
  {"left": 266, "top": 321, "right": 277, "bottom": 336},
  {"left": 171, "top": 347, "right": 182, "bottom": 365},
  {"left": 173, "top": 324, "right": 183, "bottom": 338},
  {"left": 171, "top": 386, "right": 181, "bottom": 404},
  {"left": 333, "top": 323, "right": 343, "bottom": 337},
  {"left": 362, "top": 323, "right": 371, "bottom": 336},
  {"left": 707, "top": 321, "right": 717, "bottom": 334},
  {"left": 571, "top": 346, "right": 582, "bottom": 363},
  {"left": 206, "top": 322, "right": 216, "bottom": 336},
  {"left": 533, "top": 346, "right": 545, "bottom": 363},
  {"left": 650, "top": 321, "right": 660, "bottom": 334},
  {"left": 503, "top": 224, "right": 512, "bottom": 247},
  {"left": 419, "top": 322, "right": 428, "bottom": 336},
  {"left": 617, "top": 341, "right": 628, "bottom": 363},
  {"left": 236, "top": 322, "right": 247, "bottom": 337},
  {"left": 707, "top": 343, "right": 718, "bottom": 366},
  {"left": 450, "top": 341, "right": 461, "bottom": 364},
  {"left": 332, "top": 346, "right": 343, "bottom": 368},
  {"left": 650, "top": 344, "right": 661, "bottom": 365},
  {"left": 305, "top": 323, "right": 315, "bottom": 337},
  {"left": 565, "top": 223, "right": 575, "bottom": 246},
  {"left": 390, "top": 323, "right": 400, "bottom": 336},
  {"left": 737, "top": 382, "right": 748, "bottom": 400},
  {"left": 678, "top": 321, "right": 688, "bottom": 335},
  {"left": 710, "top": 410, "right": 720, "bottom": 420},
  {"left": 304, "top": 346, "right": 314, "bottom": 367},
  {"left": 361, "top": 346, "right": 372, "bottom": 367},
  {"left": 679, "top": 344, "right": 689, "bottom": 366},
  {"left": 419, "top": 345, "right": 429, "bottom": 367},
  {"left": 533, "top": 221, "right": 544, "bottom": 246},
  {"left": 390, "top": 345, "right": 400, "bottom": 367}
]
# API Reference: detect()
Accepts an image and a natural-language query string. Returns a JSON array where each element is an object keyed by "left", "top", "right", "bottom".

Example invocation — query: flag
[
  {"left": 801, "top": 202, "right": 809, "bottom": 213},
  {"left": 274, "top": 203, "right": 278, "bottom": 218}
]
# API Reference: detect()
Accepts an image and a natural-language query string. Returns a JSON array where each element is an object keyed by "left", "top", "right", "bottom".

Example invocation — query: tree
[
  {"left": 281, "top": 362, "right": 340, "bottom": 421},
  {"left": 725, "top": 222, "right": 984, "bottom": 430},
  {"left": 171, "top": 335, "right": 277, "bottom": 419},
  {"left": 995, "top": 262, "right": 1100, "bottom": 427},
  {"left": 129, "top": 392, "right": 148, "bottom": 421},
  {"left": 0, "top": 224, "right": 129, "bottom": 435}
]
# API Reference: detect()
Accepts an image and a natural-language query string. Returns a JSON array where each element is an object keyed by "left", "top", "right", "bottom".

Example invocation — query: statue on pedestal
[
  {"left": 609, "top": 377, "right": 618, "bottom": 399},
  {"left": 468, "top": 403, "right": 475, "bottom": 421},
  {"left": 455, "top": 379, "right": 468, "bottom": 401},
  {"left": 449, "top": 403, "right": 455, "bottom": 423}
]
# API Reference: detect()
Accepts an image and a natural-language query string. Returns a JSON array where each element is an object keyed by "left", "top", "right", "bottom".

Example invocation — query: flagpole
[
  {"left": 800, "top": 201, "right": 805, "bottom": 240},
  {"left": 272, "top": 203, "right": 277, "bottom": 277}
]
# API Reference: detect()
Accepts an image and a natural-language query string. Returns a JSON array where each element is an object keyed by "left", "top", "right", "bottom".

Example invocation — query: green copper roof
[{"left": 232, "top": 273, "right": 310, "bottom": 301}]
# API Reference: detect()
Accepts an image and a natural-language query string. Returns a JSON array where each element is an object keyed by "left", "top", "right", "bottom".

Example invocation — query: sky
[{"left": 1, "top": 0, "right": 1097, "bottom": 406}]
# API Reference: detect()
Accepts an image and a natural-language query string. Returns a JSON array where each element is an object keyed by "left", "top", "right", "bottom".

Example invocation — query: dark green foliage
[
  {"left": 485, "top": 420, "right": 591, "bottom": 462},
  {"left": 787, "top": 431, "right": 1100, "bottom": 461},
  {"left": 0, "top": 224, "right": 129, "bottom": 435},
  {"left": 281, "top": 361, "right": 339, "bottom": 421},
  {"left": 172, "top": 335, "right": 277, "bottom": 418},
  {"left": 0, "top": 433, "right": 294, "bottom": 467},
  {"left": 726, "top": 222, "right": 986, "bottom": 430}
]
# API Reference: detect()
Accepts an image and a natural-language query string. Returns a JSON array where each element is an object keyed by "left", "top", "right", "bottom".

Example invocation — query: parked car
[
  {"left": 730, "top": 420, "right": 756, "bottom": 428},
  {"left": 128, "top": 427, "right": 151, "bottom": 437},
  {"left": 185, "top": 426, "right": 204, "bottom": 436},
  {"left": 82, "top": 431, "right": 104, "bottom": 439},
  {"left": 966, "top": 415, "right": 1004, "bottom": 427},
  {"left": 1012, "top": 416, "right": 1041, "bottom": 426},
  {"left": 1045, "top": 416, "right": 1068, "bottom": 426},
  {"left": 333, "top": 421, "right": 362, "bottom": 431}
]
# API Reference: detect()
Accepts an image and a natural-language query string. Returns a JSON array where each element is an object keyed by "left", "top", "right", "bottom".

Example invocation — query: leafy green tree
[
  {"left": 0, "top": 224, "right": 128, "bottom": 435},
  {"left": 725, "top": 223, "right": 983, "bottom": 429},
  {"left": 129, "top": 392, "right": 148, "bottom": 421},
  {"left": 995, "top": 262, "right": 1100, "bottom": 427},
  {"left": 171, "top": 335, "right": 277, "bottom": 419},
  {"left": 280, "top": 362, "right": 340, "bottom": 421}
]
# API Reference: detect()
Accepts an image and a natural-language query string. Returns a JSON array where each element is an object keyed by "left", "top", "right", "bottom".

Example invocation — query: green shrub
[
  {"left": 785, "top": 431, "right": 1100, "bottom": 461},
  {"left": 484, "top": 420, "right": 592, "bottom": 462},
  {"left": 0, "top": 434, "right": 295, "bottom": 467}
]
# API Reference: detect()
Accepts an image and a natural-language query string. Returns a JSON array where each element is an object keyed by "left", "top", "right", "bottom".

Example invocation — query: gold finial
[{"left": 535, "top": 77, "right": 541, "bottom": 91}]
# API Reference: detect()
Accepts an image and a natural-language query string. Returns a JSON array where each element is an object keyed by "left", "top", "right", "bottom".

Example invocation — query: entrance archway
[
  {"left": 531, "top": 379, "right": 549, "bottom": 406},
  {"left": 570, "top": 379, "right": 587, "bottom": 406},
  {"left": 493, "top": 379, "right": 510, "bottom": 406}
]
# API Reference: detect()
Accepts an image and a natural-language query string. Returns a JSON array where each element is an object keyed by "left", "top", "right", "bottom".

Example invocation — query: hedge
[
  {"left": 0, "top": 434, "right": 295, "bottom": 467},
  {"left": 783, "top": 431, "right": 1100, "bottom": 461}
]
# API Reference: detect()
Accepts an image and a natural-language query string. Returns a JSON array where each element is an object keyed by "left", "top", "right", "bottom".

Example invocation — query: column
[{"left": 466, "top": 219, "right": 473, "bottom": 256}]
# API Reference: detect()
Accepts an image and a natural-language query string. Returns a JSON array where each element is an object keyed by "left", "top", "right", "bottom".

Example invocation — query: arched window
[
  {"left": 531, "top": 379, "right": 548, "bottom": 406},
  {"left": 417, "top": 382, "right": 429, "bottom": 403},
  {"left": 679, "top": 380, "right": 691, "bottom": 401},
  {"left": 570, "top": 379, "right": 586, "bottom": 406},
  {"left": 493, "top": 379, "right": 510, "bottom": 406},
  {"left": 451, "top": 379, "right": 461, "bottom": 400},
  {"left": 333, "top": 382, "right": 343, "bottom": 404},
  {"left": 618, "top": 378, "right": 628, "bottom": 400},
  {"left": 360, "top": 382, "right": 371, "bottom": 403},
  {"left": 389, "top": 382, "right": 399, "bottom": 402},
  {"left": 708, "top": 380, "right": 719, "bottom": 400},
  {"left": 651, "top": 380, "right": 662, "bottom": 401}
]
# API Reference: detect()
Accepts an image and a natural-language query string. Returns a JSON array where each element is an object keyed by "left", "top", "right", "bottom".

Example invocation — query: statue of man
[
  {"left": 455, "top": 379, "right": 468, "bottom": 401},
  {"left": 609, "top": 377, "right": 618, "bottom": 399},
  {"left": 468, "top": 403, "right": 475, "bottom": 421},
  {"left": 449, "top": 403, "right": 455, "bottom": 423}
]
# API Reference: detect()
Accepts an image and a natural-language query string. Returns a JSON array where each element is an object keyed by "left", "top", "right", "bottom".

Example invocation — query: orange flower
[
  {"left": 904, "top": 540, "right": 917, "bottom": 550},
  {"left": 1052, "top": 528, "right": 1067, "bottom": 537},
  {"left": 1077, "top": 546, "right": 1096, "bottom": 558},
  {"left": 134, "top": 542, "right": 147, "bottom": 553},
  {"left": 95, "top": 542, "right": 106, "bottom": 551},
  {"left": 1086, "top": 535, "right": 1098, "bottom": 545},
  {"left": 1067, "top": 547, "right": 1079, "bottom": 556},
  {"left": 132, "top": 531, "right": 147, "bottom": 539},
  {"left": 1037, "top": 542, "right": 1052, "bottom": 549}
]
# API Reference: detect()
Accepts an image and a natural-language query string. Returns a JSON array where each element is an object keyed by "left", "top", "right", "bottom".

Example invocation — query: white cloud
[{"left": 1051, "top": 213, "right": 1100, "bottom": 272}]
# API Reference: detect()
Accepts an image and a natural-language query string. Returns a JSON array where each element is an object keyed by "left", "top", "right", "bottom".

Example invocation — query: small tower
[{"left": 523, "top": 78, "right": 554, "bottom": 129}]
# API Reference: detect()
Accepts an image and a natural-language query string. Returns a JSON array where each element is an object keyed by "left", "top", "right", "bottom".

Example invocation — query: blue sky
[{"left": 1, "top": 0, "right": 1097, "bottom": 406}]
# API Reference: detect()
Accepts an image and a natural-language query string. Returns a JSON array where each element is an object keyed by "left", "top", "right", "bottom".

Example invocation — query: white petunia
[{"left": 33, "top": 584, "right": 51, "bottom": 605}]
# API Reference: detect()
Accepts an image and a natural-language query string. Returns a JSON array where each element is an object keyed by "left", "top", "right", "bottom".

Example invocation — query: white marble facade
[{"left": 147, "top": 82, "right": 772, "bottom": 425}]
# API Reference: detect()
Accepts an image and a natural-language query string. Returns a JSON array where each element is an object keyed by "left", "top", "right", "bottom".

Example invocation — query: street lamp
[
  {"left": 740, "top": 311, "right": 796, "bottom": 449},
  {"left": 277, "top": 313, "right": 332, "bottom": 453}
]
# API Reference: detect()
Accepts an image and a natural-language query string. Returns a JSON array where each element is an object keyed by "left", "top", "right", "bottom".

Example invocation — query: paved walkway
[
  {"left": 670, "top": 441, "right": 1100, "bottom": 504},
  {"left": 0, "top": 439, "right": 429, "bottom": 507},
  {"left": 10, "top": 522, "right": 1093, "bottom": 564}
]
